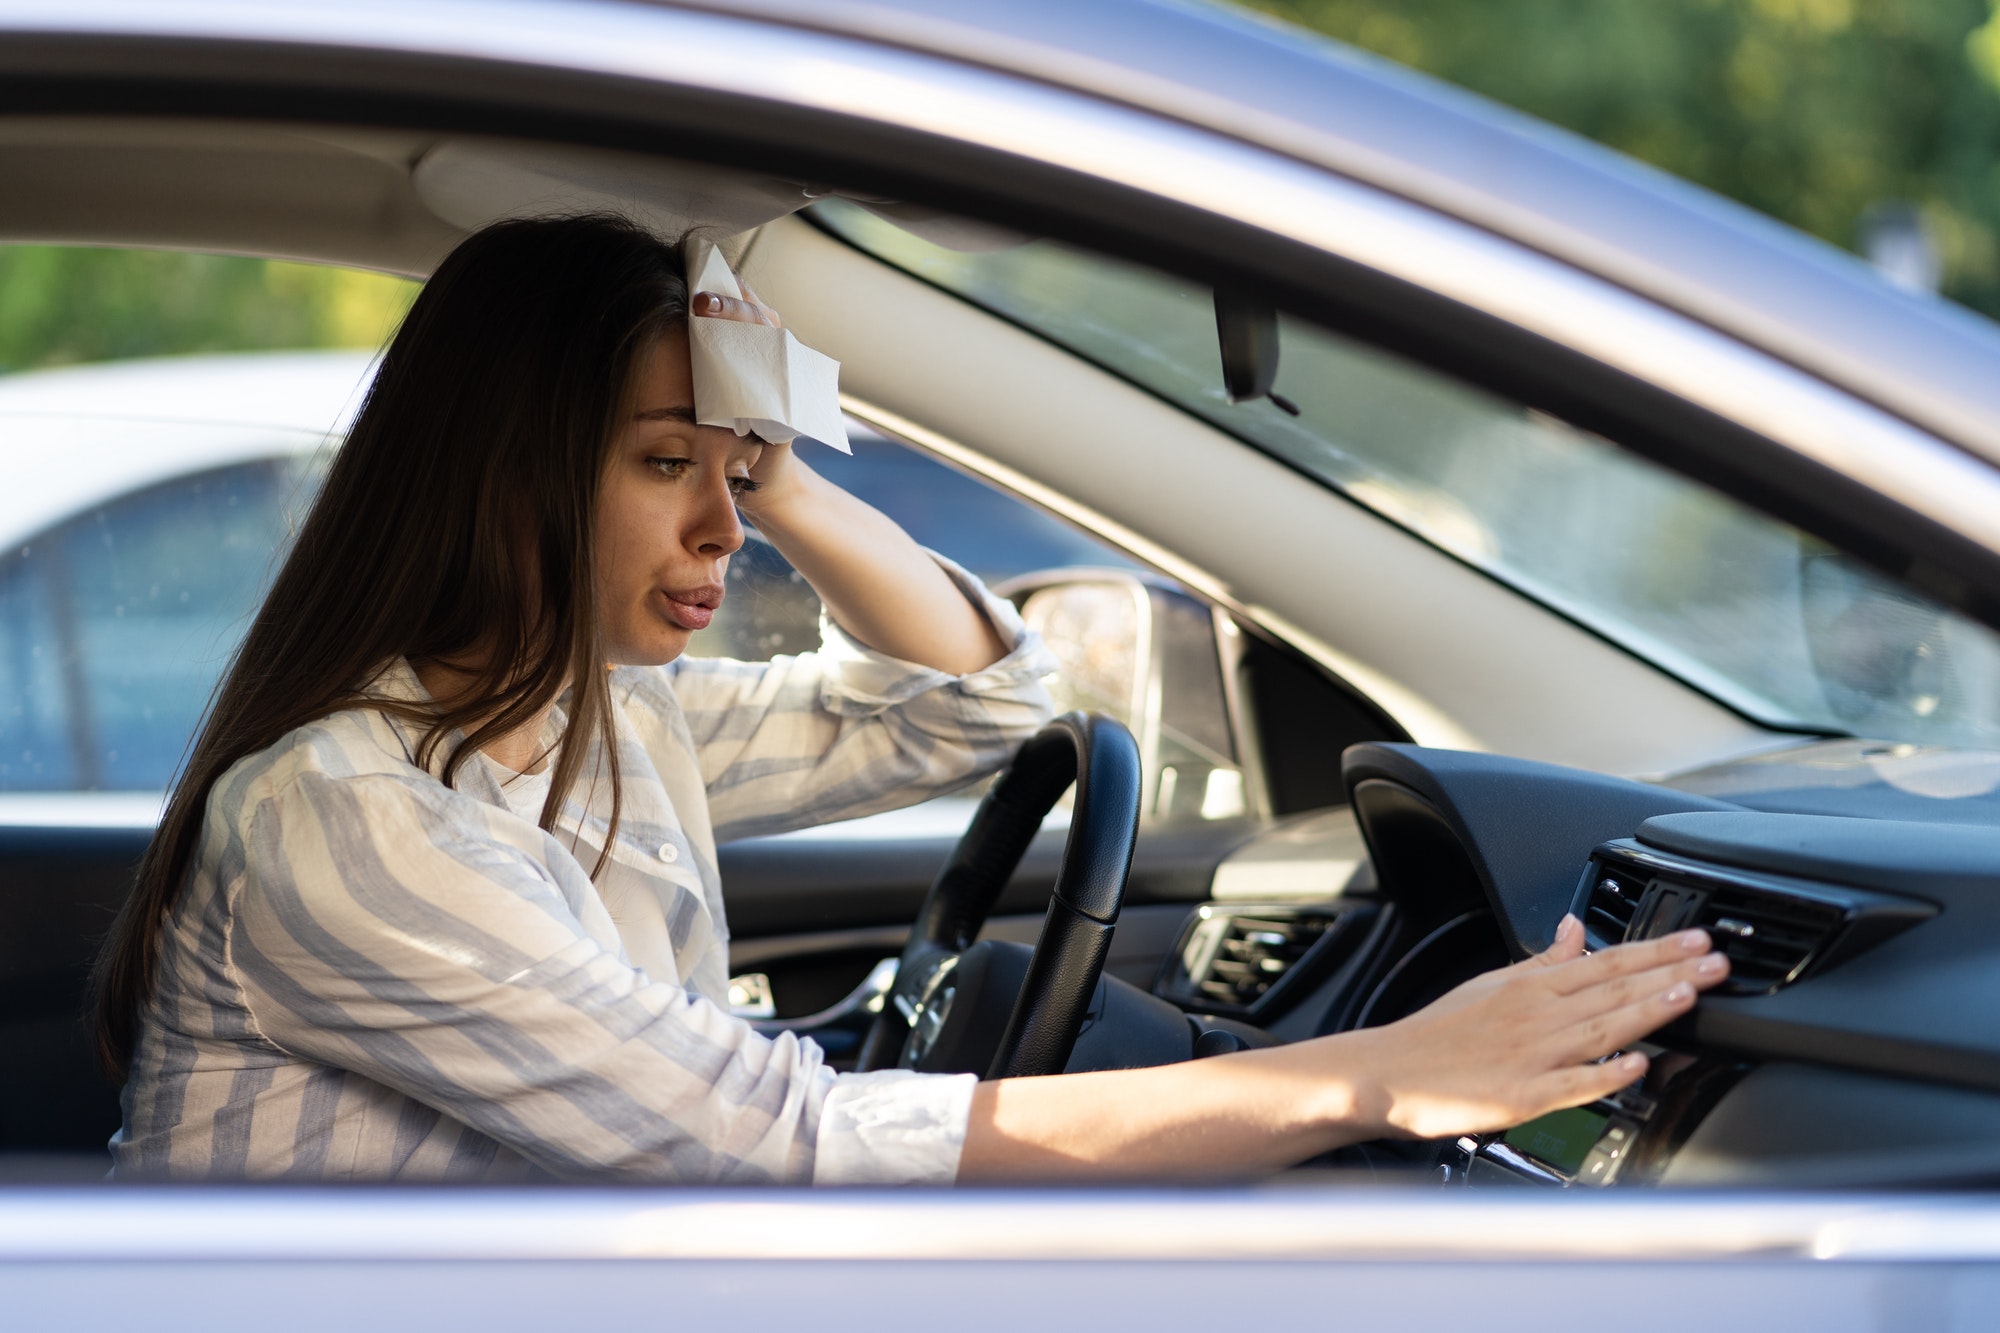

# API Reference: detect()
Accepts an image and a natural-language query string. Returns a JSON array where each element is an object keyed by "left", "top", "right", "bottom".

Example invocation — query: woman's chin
[{"left": 606, "top": 624, "right": 693, "bottom": 668}]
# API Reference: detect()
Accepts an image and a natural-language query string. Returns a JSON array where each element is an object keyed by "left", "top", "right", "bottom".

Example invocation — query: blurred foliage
[
  {"left": 0, "top": 247, "right": 414, "bottom": 373},
  {"left": 1238, "top": 0, "right": 2000, "bottom": 319}
]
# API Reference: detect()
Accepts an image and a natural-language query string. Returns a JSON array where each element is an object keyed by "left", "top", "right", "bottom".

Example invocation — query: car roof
[
  {"left": 0, "top": 351, "right": 376, "bottom": 548},
  {"left": 684, "top": 0, "right": 2000, "bottom": 464},
  {"left": 0, "top": 350, "right": 376, "bottom": 435}
]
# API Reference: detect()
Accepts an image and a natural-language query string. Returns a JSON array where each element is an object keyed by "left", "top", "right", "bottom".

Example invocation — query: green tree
[
  {"left": 0, "top": 247, "right": 413, "bottom": 373},
  {"left": 1238, "top": 0, "right": 2000, "bottom": 319}
]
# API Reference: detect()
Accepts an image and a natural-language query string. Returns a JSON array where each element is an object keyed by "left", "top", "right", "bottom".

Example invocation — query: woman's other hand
[
  {"left": 687, "top": 278, "right": 1010, "bottom": 674},
  {"left": 1340, "top": 915, "right": 1730, "bottom": 1141},
  {"left": 959, "top": 916, "right": 1730, "bottom": 1182}
]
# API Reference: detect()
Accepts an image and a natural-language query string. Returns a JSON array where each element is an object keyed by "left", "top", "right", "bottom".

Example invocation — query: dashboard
[{"left": 1152, "top": 741, "right": 2000, "bottom": 1189}]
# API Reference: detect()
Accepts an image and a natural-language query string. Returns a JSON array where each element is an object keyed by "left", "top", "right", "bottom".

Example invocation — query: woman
[{"left": 92, "top": 214, "right": 1728, "bottom": 1183}]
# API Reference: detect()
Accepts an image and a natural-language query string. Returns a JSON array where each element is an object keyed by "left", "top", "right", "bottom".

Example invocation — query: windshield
[{"left": 814, "top": 200, "right": 2000, "bottom": 751}]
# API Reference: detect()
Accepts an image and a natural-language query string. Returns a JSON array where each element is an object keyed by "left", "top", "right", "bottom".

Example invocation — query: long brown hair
[{"left": 91, "top": 214, "right": 691, "bottom": 1076}]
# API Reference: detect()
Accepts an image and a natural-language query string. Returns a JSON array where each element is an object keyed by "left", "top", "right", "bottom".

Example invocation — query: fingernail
[
  {"left": 1555, "top": 913, "right": 1579, "bottom": 943},
  {"left": 1663, "top": 982, "right": 1693, "bottom": 1004},
  {"left": 1696, "top": 954, "right": 1727, "bottom": 977},
  {"left": 1679, "top": 929, "right": 1709, "bottom": 952},
  {"left": 697, "top": 293, "right": 720, "bottom": 314},
  {"left": 1619, "top": 1053, "right": 1646, "bottom": 1074}
]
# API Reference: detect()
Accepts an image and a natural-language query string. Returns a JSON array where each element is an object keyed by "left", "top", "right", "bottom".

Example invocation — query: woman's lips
[{"left": 661, "top": 585, "right": 723, "bottom": 632}]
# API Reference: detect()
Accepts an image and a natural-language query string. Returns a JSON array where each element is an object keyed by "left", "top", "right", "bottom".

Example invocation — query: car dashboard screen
[{"left": 1501, "top": 1106, "right": 1609, "bottom": 1176}]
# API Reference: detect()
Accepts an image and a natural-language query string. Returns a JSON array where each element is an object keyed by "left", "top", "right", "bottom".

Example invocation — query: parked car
[
  {"left": 0, "top": 349, "right": 1135, "bottom": 802},
  {"left": 4, "top": 0, "right": 2000, "bottom": 1325}
]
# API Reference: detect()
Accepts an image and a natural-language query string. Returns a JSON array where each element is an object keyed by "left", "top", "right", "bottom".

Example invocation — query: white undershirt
[{"left": 482, "top": 753, "right": 552, "bottom": 827}]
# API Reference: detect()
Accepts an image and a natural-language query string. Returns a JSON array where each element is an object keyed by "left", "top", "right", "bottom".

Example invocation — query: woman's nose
[{"left": 689, "top": 474, "right": 745, "bottom": 557}]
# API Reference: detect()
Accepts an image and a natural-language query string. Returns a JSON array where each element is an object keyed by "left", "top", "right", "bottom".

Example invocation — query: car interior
[{"left": 4, "top": 117, "right": 2000, "bottom": 1191}]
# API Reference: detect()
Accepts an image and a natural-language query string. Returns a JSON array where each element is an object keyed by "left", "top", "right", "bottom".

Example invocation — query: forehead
[
  {"left": 628, "top": 326, "right": 693, "bottom": 404},
  {"left": 621, "top": 326, "right": 763, "bottom": 454}
]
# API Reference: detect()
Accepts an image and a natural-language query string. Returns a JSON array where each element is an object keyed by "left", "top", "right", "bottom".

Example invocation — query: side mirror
[{"left": 1002, "top": 569, "right": 1258, "bottom": 825}]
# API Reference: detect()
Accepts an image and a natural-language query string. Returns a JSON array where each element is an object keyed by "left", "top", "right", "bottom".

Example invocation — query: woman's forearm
[
  {"left": 956, "top": 920, "right": 1733, "bottom": 1182},
  {"left": 739, "top": 457, "right": 1010, "bottom": 674},
  {"left": 957, "top": 1042, "right": 1364, "bottom": 1181}
]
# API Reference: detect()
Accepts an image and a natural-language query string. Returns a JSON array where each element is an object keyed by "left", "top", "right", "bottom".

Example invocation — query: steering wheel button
[{"left": 658, "top": 843, "right": 678, "bottom": 864}]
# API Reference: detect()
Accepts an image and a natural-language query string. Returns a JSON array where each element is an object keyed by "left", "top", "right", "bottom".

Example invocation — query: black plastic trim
[{"left": 1582, "top": 840, "right": 1938, "bottom": 995}]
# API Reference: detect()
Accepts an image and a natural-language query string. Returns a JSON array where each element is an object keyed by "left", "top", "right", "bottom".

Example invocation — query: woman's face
[{"left": 594, "top": 328, "right": 763, "bottom": 666}]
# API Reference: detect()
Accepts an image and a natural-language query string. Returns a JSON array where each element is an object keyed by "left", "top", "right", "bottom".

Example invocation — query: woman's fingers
[
  {"left": 1526, "top": 1051, "right": 1652, "bottom": 1114},
  {"left": 1543, "top": 962, "right": 1718, "bottom": 1066},
  {"left": 692, "top": 290, "right": 784, "bottom": 327},
  {"left": 1541, "top": 926, "right": 1715, "bottom": 995},
  {"left": 1555, "top": 949, "right": 1729, "bottom": 1025},
  {"left": 1517, "top": 913, "right": 1586, "bottom": 969},
  {"left": 1534, "top": 930, "right": 1729, "bottom": 1064}
]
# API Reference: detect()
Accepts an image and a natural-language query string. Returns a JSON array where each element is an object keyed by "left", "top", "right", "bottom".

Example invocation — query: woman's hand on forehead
[{"left": 683, "top": 276, "right": 793, "bottom": 503}]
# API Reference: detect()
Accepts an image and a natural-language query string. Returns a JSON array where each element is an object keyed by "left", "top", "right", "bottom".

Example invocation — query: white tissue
[{"left": 685, "top": 239, "right": 850, "bottom": 453}]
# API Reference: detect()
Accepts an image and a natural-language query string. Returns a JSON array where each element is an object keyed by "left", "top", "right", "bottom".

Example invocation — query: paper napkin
[{"left": 686, "top": 238, "right": 850, "bottom": 453}]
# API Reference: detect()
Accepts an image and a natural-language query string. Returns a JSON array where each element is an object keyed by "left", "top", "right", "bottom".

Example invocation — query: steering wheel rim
[{"left": 854, "top": 712, "right": 1142, "bottom": 1079}]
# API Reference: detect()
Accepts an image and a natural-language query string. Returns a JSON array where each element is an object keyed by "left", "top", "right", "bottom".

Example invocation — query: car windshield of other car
[
  {"left": 0, "top": 454, "right": 322, "bottom": 791},
  {"left": 814, "top": 200, "right": 2000, "bottom": 752}
]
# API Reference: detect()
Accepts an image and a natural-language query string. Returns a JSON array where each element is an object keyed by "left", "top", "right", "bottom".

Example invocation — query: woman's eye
[
  {"left": 729, "top": 476, "right": 762, "bottom": 498},
  {"left": 646, "top": 457, "right": 692, "bottom": 478}
]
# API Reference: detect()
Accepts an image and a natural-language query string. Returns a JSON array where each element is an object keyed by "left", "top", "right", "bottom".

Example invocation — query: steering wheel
[{"left": 854, "top": 712, "right": 1142, "bottom": 1079}]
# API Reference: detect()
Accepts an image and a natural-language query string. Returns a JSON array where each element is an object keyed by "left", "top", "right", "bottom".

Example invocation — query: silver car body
[{"left": 1, "top": 0, "right": 1999, "bottom": 1324}]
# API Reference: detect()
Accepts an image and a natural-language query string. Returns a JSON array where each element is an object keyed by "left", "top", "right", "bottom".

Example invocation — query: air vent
[
  {"left": 1584, "top": 866, "right": 1649, "bottom": 946},
  {"left": 1620, "top": 877, "right": 1844, "bottom": 993},
  {"left": 1158, "top": 905, "right": 1351, "bottom": 1014},
  {"left": 1694, "top": 887, "right": 1845, "bottom": 991},
  {"left": 1585, "top": 841, "right": 1937, "bottom": 996},
  {"left": 1196, "top": 914, "right": 1334, "bottom": 1008}
]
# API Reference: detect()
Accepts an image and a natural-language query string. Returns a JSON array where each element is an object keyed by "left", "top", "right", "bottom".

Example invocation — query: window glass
[
  {"left": 690, "top": 432, "right": 1258, "bottom": 831},
  {"left": 0, "top": 458, "right": 318, "bottom": 791},
  {"left": 813, "top": 200, "right": 2000, "bottom": 751},
  {"left": 0, "top": 242, "right": 408, "bottom": 796},
  {"left": 0, "top": 236, "right": 1207, "bottom": 818},
  {"left": 687, "top": 428, "right": 1142, "bottom": 662},
  {"left": 0, "top": 411, "right": 1156, "bottom": 801}
]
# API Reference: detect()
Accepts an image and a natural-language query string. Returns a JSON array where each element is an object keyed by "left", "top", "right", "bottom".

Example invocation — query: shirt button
[{"left": 658, "top": 843, "right": 678, "bottom": 864}]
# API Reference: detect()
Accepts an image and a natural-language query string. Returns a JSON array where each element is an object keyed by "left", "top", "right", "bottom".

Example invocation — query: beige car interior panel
[
  {"left": 0, "top": 119, "right": 459, "bottom": 271},
  {"left": 410, "top": 138, "right": 815, "bottom": 252},
  {"left": 0, "top": 119, "right": 806, "bottom": 271},
  {"left": 0, "top": 117, "right": 1782, "bottom": 776}
]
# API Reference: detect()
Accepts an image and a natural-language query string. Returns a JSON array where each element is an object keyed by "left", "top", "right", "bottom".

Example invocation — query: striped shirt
[{"left": 114, "top": 558, "right": 1055, "bottom": 1184}]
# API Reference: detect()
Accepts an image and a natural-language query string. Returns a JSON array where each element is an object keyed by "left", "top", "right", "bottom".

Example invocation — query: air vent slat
[
  {"left": 1694, "top": 887, "right": 1844, "bottom": 989},
  {"left": 1585, "top": 869, "right": 1649, "bottom": 945}
]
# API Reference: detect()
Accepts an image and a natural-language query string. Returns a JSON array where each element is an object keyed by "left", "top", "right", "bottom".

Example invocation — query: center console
[{"left": 1439, "top": 1053, "right": 1749, "bottom": 1187}]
